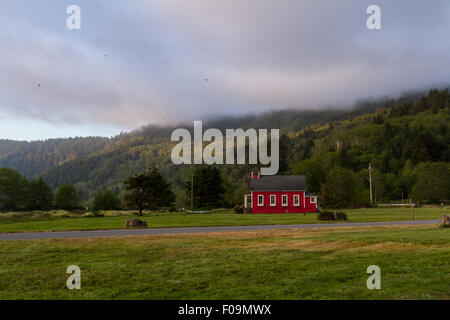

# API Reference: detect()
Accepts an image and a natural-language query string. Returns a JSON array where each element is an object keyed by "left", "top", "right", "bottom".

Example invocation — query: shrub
[
  {"left": 51, "top": 211, "right": 70, "bottom": 218},
  {"left": 54, "top": 184, "right": 82, "bottom": 210},
  {"left": 2, "top": 212, "right": 32, "bottom": 219},
  {"left": 103, "top": 211, "right": 119, "bottom": 217},
  {"left": 82, "top": 212, "right": 96, "bottom": 217},
  {"left": 103, "top": 211, "right": 131, "bottom": 217},
  {"left": 168, "top": 206, "right": 177, "bottom": 212},
  {"left": 318, "top": 211, "right": 348, "bottom": 221},
  {"left": 93, "top": 190, "right": 121, "bottom": 210},
  {"left": 234, "top": 205, "right": 244, "bottom": 214}
]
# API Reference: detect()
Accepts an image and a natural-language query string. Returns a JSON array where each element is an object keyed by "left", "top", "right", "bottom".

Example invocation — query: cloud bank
[{"left": 1, "top": 0, "right": 450, "bottom": 138}]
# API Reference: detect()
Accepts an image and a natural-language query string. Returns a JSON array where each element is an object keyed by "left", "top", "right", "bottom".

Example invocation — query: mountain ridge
[{"left": 1, "top": 88, "right": 448, "bottom": 207}]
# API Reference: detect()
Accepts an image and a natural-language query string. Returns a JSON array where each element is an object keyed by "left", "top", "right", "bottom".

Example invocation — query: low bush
[
  {"left": 234, "top": 205, "right": 244, "bottom": 214},
  {"left": 0, "top": 211, "right": 52, "bottom": 220},
  {"left": 82, "top": 212, "right": 97, "bottom": 218},
  {"left": 103, "top": 211, "right": 131, "bottom": 217},
  {"left": 318, "top": 211, "right": 348, "bottom": 221},
  {"left": 51, "top": 211, "right": 71, "bottom": 218}
]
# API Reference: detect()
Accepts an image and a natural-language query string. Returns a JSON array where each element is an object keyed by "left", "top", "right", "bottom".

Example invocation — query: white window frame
[
  {"left": 270, "top": 195, "right": 276, "bottom": 206},
  {"left": 282, "top": 195, "right": 288, "bottom": 206},
  {"left": 310, "top": 197, "right": 316, "bottom": 204},
  {"left": 258, "top": 195, "right": 264, "bottom": 206},
  {"left": 293, "top": 195, "right": 300, "bottom": 206}
]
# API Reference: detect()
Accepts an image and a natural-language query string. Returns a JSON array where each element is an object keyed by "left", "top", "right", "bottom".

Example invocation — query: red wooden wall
[{"left": 251, "top": 191, "right": 317, "bottom": 214}]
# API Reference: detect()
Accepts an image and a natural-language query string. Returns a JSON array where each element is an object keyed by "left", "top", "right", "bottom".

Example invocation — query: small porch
[{"left": 243, "top": 193, "right": 251, "bottom": 210}]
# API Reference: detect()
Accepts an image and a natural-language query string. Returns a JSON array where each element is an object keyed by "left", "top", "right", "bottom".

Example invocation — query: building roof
[
  {"left": 305, "top": 192, "right": 317, "bottom": 197},
  {"left": 250, "top": 175, "right": 306, "bottom": 191}
]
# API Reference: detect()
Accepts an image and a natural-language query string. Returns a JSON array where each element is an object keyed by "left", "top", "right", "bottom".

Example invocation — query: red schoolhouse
[{"left": 244, "top": 171, "right": 318, "bottom": 214}]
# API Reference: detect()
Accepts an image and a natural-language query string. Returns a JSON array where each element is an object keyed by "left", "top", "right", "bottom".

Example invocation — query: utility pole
[
  {"left": 369, "top": 162, "right": 373, "bottom": 206},
  {"left": 191, "top": 174, "right": 194, "bottom": 211}
]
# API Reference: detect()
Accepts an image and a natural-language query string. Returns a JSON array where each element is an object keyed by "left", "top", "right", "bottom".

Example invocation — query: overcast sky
[{"left": 1, "top": 0, "right": 449, "bottom": 140}]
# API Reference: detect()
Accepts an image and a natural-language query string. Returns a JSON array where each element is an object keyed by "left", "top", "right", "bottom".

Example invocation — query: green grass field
[
  {"left": 0, "top": 224, "right": 448, "bottom": 299},
  {"left": 0, "top": 207, "right": 446, "bottom": 233}
]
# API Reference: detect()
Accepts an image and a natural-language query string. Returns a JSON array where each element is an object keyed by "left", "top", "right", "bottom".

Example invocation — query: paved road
[{"left": 0, "top": 219, "right": 439, "bottom": 241}]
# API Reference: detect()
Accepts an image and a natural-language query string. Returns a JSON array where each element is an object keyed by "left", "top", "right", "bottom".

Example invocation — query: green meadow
[{"left": 0, "top": 225, "right": 448, "bottom": 299}]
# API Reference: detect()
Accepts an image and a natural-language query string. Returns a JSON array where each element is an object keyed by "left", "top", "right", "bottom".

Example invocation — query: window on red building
[
  {"left": 258, "top": 195, "right": 264, "bottom": 206},
  {"left": 282, "top": 195, "right": 288, "bottom": 206},
  {"left": 270, "top": 195, "right": 276, "bottom": 206},
  {"left": 294, "top": 195, "right": 300, "bottom": 206}
]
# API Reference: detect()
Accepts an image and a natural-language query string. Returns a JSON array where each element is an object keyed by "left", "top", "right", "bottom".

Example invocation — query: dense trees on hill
[
  {"left": 320, "top": 167, "right": 368, "bottom": 208},
  {"left": 390, "top": 89, "right": 450, "bottom": 117},
  {"left": 283, "top": 89, "right": 450, "bottom": 207},
  {"left": 0, "top": 137, "right": 111, "bottom": 178},
  {"left": 290, "top": 159, "right": 326, "bottom": 194},
  {"left": 410, "top": 163, "right": 450, "bottom": 203}
]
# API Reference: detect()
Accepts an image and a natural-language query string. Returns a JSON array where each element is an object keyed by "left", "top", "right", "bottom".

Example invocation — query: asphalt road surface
[{"left": 0, "top": 219, "right": 439, "bottom": 241}]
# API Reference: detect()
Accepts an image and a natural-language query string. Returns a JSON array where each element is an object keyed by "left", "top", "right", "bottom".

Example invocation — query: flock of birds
[
  {"left": 32, "top": 45, "right": 209, "bottom": 126},
  {"left": 34, "top": 45, "right": 210, "bottom": 88}
]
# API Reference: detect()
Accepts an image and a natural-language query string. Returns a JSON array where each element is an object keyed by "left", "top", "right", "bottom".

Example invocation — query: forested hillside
[
  {"left": 0, "top": 89, "right": 448, "bottom": 208},
  {"left": 288, "top": 89, "right": 450, "bottom": 207},
  {"left": 0, "top": 137, "right": 112, "bottom": 178}
]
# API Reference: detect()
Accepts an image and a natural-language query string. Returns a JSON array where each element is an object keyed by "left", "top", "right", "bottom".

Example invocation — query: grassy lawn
[
  {"left": 0, "top": 225, "right": 448, "bottom": 299},
  {"left": 0, "top": 207, "right": 446, "bottom": 234}
]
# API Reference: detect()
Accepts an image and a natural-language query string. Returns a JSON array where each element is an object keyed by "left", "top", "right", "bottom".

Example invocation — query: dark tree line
[
  {"left": 390, "top": 89, "right": 450, "bottom": 117},
  {"left": 184, "top": 166, "right": 225, "bottom": 210},
  {"left": 0, "top": 165, "right": 177, "bottom": 213},
  {"left": 0, "top": 168, "right": 81, "bottom": 211}
]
